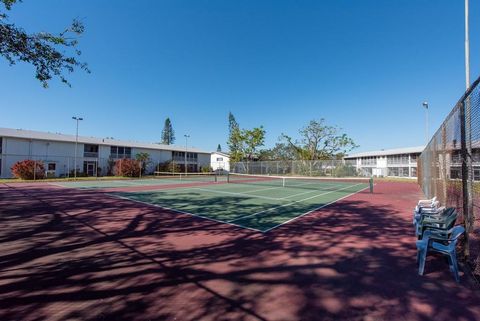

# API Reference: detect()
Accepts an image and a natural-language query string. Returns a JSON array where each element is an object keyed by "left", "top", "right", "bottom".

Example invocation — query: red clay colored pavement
[{"left": 0, "top": 181, "right": 479, "bottom": 321}]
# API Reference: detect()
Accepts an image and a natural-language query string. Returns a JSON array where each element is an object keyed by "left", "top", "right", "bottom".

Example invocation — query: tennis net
[
  {"left": 227, "top": 173, "right": 373, "bottom": 193},
  {"left": 154, "top": 171, "right": 217, "bottom": 182}
]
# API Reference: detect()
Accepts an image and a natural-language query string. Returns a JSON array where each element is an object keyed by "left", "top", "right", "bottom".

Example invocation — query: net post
[
  {"left": 369, "top": 177, "right": 373, "bottom": 193},
  {"left": 282, "top": 177, "right": 285, "bottom": 187},
  {"left": 227, "top": 173, "right": 230, "bottom": 183}
]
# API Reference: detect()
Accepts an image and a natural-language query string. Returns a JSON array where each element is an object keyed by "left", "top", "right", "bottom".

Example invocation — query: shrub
[
  {"left": 332, "top": 164, "right": 357, "bottom": 177},
  {"left": 11, "top": 160, "right": 45, "bottom": 180},
  {"left": 201, "top": 165, "right": 213, "bottom": 173},
  {"left": 114, "top": 158, "right": 141, "bottom": 177},
  {"left": 156, "top": 161, "right": 181, "bottom": 173}
]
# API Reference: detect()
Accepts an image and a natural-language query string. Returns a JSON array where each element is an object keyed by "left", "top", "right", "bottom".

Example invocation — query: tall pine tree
[
  {"left": 217, "top": 144, "right": 222, "bottom": 152},
  {"left": 227, "top": 112, "right": 241, "bottom": 161},
  {"left": 161, "top": 118, "right": 175, "bottom": 145}
]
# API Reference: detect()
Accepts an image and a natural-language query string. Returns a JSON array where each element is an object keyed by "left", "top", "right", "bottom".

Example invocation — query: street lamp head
[
  {"left": 422, "top": 102, "right": 428, "bottom": 109},
  {"left": 72, "top": 116, "right": 84, "bottom": 121}
]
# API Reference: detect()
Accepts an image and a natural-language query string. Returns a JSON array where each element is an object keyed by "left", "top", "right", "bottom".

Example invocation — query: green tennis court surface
[{"left": 110, "top": 175, "right": 371, "bottom": 232}]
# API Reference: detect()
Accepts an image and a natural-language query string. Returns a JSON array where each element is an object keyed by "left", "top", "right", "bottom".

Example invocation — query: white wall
[{"left": 210, "top": 153, "right": 230, "bottom": 171}]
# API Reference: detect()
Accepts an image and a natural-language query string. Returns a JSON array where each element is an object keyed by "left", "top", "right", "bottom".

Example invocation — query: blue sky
[{"left": 1, "top": 0, "right": 479, "bottom": 153}]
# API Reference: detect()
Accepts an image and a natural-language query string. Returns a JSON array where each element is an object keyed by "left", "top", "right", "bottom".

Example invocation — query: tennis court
[{"left": 53, "top": 173, "right": 372, "bottom": 232}]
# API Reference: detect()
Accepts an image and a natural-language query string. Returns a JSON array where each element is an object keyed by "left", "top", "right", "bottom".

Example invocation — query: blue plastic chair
[
  {"left": 416, "top": 225, "right": 465, "bottom": 282},
  {"left": 415, "top": 207, "right": 457, "bottom": 240}
]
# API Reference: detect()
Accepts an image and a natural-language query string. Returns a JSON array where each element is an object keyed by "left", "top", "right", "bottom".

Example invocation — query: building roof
[
  {"left": 0, "top": 127, "right": 208, "bottom": 154},
  {"left": 211, "top": 151, "right": 230, "bottom": 157},
  {"left": 345, "top": 146, "right": 425, "bottom": 158}
]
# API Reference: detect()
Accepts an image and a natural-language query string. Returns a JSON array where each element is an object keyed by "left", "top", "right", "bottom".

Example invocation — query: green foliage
[
  {"left": 114, "top": 159, "right": 141, "bottom": 177},
  {"left": 229, "top": 125, "right": 266, "bottom": 162},
  {"left": 0, "top": 0, "right": 90, "bottom": 87},
  {"left": 282, "top": 119, "right": 358, "bottom": 160},
  {"left": 227, "top": 112, "right": 241, "bottom": 160},
  {"left": 161, "top": 118, "right": 175, "bottom": 144},
  {"left": 156, "top": 161, "right": 181, "bottom": 173},
  {"left": 332, "top": 163, "right": 357, "bottom": 177},
  {"left": 258, "top": 143, "right": 296, "bottom": 161},
  {"left": 135, "top": 152, "right": 151, "bottom": 174},
  {"left": 106, "top": 158, "right": 115, "bottom": 176},
  {"left": 11, "top": 159, "right": 45, "bottom": 179},
  {"left": 201, "top": 165, "right": 213, "bottom": 173}
]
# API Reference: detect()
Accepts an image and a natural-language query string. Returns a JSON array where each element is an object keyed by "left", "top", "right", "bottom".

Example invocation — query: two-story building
[
  {"left": 344, "top": 146, "right": 425, "bottom": 178},
  {"left": 0, "top": 127, "right": 212, "bottom": 178}
]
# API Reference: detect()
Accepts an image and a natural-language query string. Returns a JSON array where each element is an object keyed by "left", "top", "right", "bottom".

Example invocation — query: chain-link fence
[
  {"left": 231, "top": 160, "right": 371, "bottom": 177},
  {"left": 418, "top": 76, "right": 480, "bottom": 275}
]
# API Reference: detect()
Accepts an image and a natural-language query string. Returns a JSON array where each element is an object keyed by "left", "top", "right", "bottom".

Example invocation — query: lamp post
[
  {"left": 72, "top": 116, "right": 83, "bottom": 179},
  {"left": 465, "top": 0, "right": 470, "bottom": 90},
  {"left": 422, "top": 102, "right": 428, "bottom": 145},
  {"left": 184, "top": 134, "right": 190, "bottom": 175}
]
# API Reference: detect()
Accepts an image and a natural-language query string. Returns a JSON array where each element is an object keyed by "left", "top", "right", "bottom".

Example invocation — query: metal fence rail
[
  {"left": 231, "top": 160, "right": 371, "bottom": 177},
  {"left": 418, "top": 76, "right": 480, "bottom": 270}
]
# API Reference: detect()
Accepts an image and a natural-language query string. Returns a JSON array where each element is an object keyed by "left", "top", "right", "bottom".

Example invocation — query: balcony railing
[
  {"left": 110, "top": 154, "right": 131, "bottom": 159},
  {"left": 173, "top": 156, "right": 197, "bottom": 163},
  {"left": 83, "top": 152, "right": 98, "bottom": 158}
]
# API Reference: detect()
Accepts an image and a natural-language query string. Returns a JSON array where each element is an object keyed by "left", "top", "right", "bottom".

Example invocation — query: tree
[
  {"left": 258, "top": 143, "right": 297, "bottom": 161},
  {"left": 227, "top": 112, "right": 241, "bottom": 159},
  {"left": 161, "top": 118, "right": 175, "bottom": 144},
  {"left": 231, "top": 126, "right": 266, "bottom": 161},
  {"left": 0, "top": 0, "right": 89, "bottom": 88},
  {"left": 216, "top": 144, "right": 222, "bottom": 152},
  {"left": 135, "top": 152, "right": 151, "bottom": 175},
  {"left": 282, "top": 119, "right": 358, "bottom": 160}
]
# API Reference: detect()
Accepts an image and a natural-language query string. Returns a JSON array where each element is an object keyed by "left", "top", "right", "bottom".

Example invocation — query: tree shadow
[{"left": 0, "top": 182, "right": 479, "bottom": 321}]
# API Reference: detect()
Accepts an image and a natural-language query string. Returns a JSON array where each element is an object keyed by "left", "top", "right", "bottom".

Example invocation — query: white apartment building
[
  {"left": 344, "top": 146, "right": 425, "bottom": 178},
  {"left": 0, "top": 127, "right": 212, "bottom": 178}
]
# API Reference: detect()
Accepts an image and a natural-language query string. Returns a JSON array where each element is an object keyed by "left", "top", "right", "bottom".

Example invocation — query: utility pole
[
  {"left": 72, "top": 116, "right": 83, "bottom": 179},
  {"left": 184, "top": 134, "right": 190, "bottom": 175}
]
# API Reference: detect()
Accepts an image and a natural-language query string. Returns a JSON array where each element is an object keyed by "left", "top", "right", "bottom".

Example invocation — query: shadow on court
[{"left": 0, "top": 182, "right": 480, "bottom": 320}]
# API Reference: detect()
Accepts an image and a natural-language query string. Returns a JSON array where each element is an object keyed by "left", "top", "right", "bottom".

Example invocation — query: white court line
[
  {"left": 109, "top": 193, "right": 263, "bottom": 233},
  {"left": 191, "top": 187, "right": 284, "bottom": 201},
  {"left": 228, "top": 183, "right": 365, "bottom": 223},
  {"left": 262, "top": 184, "right": 371, "bottom": 233},
  {"left": 279, "top": 184, "right": 346, "bottom": 200}
]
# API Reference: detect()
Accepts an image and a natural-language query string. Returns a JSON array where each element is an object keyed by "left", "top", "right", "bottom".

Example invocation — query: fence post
[
  {"left": 460, "top": 100, "right": 473, "bottom": 259},
  {"left": 441, "top": 124, "right": 448, "bottom": 203}
]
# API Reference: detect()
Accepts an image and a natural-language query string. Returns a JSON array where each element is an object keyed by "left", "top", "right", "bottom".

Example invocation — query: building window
[
  {"left": 410, "top": 154, "right": 418, "bottom": 163},
  {"left": 387, "top": 154, "right": 409, "bottom": 165},
  {"left": 451, "top": 167, "right": 461, "bottom": 179},
  {"left": 216, "top": 157, "right": 223, "bottom": 162},
  {"left": 360, "top": 157, "right": 376, "bottom": 166},
  {"left": 84, "top": 144, "right": 99, "bottom": 158},
  {"left": 173, "top": 151, "right": 198, "bottom": 162},
  {"left": 48, "top": 163, "right": 56, "bottom": 171},
  {"left": 110, "top": 146, "right": 132, "bottom": 159}
]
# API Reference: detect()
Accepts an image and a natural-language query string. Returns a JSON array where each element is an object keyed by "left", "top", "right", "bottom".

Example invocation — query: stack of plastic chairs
[{"left": 413, "top": 197, "right": 465, "bottom": 282}]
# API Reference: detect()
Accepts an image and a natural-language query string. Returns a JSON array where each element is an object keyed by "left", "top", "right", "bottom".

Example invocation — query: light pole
[
  {"left": 422, "top": 102, "right": 428, "bottom": 145},
  {"left": 465, "top": 0, "right": 470, "bottom": 90},
  {"left": 184, "top": 134, "right": 190, "bottom": 175},
  {"left": 72, "top": 116, "right": 83, "bottom": 179}
]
